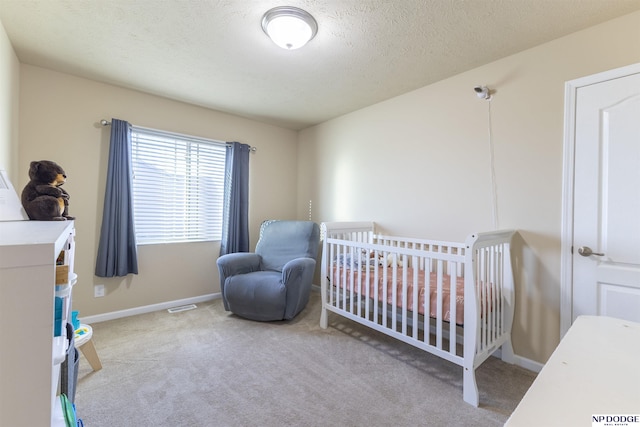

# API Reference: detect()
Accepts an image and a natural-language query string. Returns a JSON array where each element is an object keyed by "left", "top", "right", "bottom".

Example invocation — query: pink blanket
[{"left": 332, "top": 266, "right": 466, "bottom": 325}]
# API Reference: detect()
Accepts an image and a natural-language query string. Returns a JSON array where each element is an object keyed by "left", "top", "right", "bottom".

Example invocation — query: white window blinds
[{"left": 130, "top": 127, "right": 226, "bottom": 244}]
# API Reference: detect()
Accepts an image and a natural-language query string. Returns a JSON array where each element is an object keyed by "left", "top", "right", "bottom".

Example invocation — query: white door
[{"left": 564, "top": 65, "right": 640, "bottom": 331}]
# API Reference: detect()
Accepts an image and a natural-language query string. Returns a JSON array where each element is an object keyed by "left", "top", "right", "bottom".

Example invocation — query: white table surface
[{"left": 505, "top": 315, "right": 640, "bottom": 427}]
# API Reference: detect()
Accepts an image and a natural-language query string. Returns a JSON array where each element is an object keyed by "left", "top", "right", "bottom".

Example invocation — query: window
[{"left": 130, "top": 126, "right": 226, "bottom": 244}]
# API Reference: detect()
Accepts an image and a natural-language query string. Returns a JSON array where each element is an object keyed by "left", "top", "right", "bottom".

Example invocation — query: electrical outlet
[{"left": 94, "top": 284, "right": 105, "bottom": 298}]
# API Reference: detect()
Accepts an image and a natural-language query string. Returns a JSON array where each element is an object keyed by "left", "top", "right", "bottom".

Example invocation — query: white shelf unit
[{"left": 0, "top": 220, "right": 76, "bottom": 427}]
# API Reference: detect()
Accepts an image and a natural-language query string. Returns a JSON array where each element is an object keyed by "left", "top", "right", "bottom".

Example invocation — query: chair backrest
[{"left": 256, "top": 220, "right": 320, "bottom": 272}]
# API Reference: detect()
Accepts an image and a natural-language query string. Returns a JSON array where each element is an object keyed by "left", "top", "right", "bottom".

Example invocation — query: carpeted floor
[{"left": 74, "top": 291, "right": 535, "bottom": 426}]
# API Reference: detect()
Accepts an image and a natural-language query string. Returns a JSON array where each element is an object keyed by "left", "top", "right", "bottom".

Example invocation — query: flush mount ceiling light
[{"left": 262, "top": 6, "right": 318, "bottom": 50}]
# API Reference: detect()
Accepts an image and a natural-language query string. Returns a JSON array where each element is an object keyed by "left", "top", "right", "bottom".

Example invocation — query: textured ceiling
[{"left": 1, "top": 0, "right": 639, "bottom": 130}]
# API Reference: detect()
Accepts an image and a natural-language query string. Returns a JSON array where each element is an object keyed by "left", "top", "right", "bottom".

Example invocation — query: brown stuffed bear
[{"left": 21, "top": 160, "right": 75, "bottom": 221}]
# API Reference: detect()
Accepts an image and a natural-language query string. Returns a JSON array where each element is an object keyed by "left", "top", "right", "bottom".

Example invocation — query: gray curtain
[
  {"left": 220, "top": 142, "right": 251, "bottom": 255},
  {"left": 95, "top": 118, "right": 139, "bottom": 277}
]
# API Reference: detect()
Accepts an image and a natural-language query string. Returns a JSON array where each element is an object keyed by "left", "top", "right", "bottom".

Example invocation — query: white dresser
[{"left": 0, "top": 220, "right": 76, "bottom": 427}]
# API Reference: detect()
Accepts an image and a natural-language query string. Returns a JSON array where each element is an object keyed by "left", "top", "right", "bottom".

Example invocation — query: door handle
[{"left": 578, "top": 246, "right": 605, "bottom": 257}]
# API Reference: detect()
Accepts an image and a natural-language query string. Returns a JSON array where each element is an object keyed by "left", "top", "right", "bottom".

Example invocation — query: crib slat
[
  {"left": 349, "top": 246, "right": 355, "bottom": 313},
  {"left": 423, "top": 264, "right": 430, "bottom": 345},
  {"left": 412, "top": 256, "right": 419, "bottom": 340},
  {"left": 449, "top": 261, "right": 457, "bottom": 353},
  {"left": 497, "top": 245, "right": 504, "bottom": 336},
  {"left": 490, "top": 246, "right": 497, "bottom": 344},
  {"left": 436, "top": 259, "right": 443, "bottom": 350},
  {"left": 328, "top": 243, "right": 335, "bottom": 306},
  {"left": 374, "top": 250, "right": 380, "bottom": 322},
  {"left": 355, "top": 249, "right": 361, "bottom": 318},
  {"left": 483, "top": 247, "right": 489, "bottom": 350},
  {"left": 342, "top": 245, "right": 347, "bottom": 311},
  {"left": 401, "top": 254, "right": 408, "bottom": 336},
  {"left": 382, "top": 258, "right": 389, "bottom": 329},
  {"left": 364, "top": 253, "right": 371, "bottom": 321},
  {"left": 391, "top": 256, "right": 398, "bottom": 332}
]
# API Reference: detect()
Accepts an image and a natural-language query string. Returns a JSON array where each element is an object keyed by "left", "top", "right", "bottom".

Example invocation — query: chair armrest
[
  {"left": 217, "top": 252, "right": 261, "bottom": 277},
  {"left": 282, "top": 257, "right": 317, "bottom": 319},
  {"left": 282, "top": 258, "right": 316, "bottom": 283},
  {"left": 217, "top": 253, "right": 262, "bottom": 311}
]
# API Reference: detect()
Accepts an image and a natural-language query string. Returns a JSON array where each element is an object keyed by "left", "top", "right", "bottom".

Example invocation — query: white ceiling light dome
[{"left": 261, "top": 6, "right": 318, "bottom": 50}]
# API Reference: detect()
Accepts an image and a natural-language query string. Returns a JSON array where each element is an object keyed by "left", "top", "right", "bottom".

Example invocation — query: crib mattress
[{"left": 331, "top": 266, "right": 465, "bottom": 325}]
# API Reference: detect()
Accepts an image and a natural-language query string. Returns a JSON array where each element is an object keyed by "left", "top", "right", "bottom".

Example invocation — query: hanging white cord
[
  {"left": 487, "top": 100, "right": 499, "bottom": 230},
  {"left": 308, "top": 199, "right": 312, "bottom": 221}
]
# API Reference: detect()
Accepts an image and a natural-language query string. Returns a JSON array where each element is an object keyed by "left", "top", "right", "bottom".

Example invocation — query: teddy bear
[{"left": 21, "top": 160, "right": 75, "bottom": 221}]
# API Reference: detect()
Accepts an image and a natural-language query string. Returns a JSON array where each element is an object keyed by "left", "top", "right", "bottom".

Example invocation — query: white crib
[{"left": 319, "top": 221, "right": 516, "bottom": 406}]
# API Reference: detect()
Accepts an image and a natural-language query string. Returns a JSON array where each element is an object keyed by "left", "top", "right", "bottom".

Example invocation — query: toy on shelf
[{"left": 21, "top": 160, "right": 75, "bottom": 221}]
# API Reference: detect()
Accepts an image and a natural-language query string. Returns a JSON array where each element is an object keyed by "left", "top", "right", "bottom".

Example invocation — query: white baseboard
[
  {"left": 512, "top": 354, "right": 544, "bottom": 373},
  {"left": 80, "top": 293, "right": 221, "bottom": 324},
  {"left": 490, "top": 348, "right": 543, "bottom": 373}
]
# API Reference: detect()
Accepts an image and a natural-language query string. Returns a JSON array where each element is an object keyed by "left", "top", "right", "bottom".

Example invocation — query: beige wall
[
  {"left": 18, "top": 65, "right": 299, "bottom": 317},
  {"left": 0, "top": 20, "right": 19, "bottom": 181},
  {"left": 298, "top": 11, "right": 640, "bottom": 364}
]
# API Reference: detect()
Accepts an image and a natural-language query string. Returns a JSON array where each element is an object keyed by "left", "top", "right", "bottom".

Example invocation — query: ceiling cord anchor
[{"left": 474, "top": 85, "right": 492, "bottom": 100}]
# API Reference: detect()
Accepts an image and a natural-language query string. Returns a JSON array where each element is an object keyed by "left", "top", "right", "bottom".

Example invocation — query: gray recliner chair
[{"left": 216, "top": 220, "right": 320, "bottom": 321}]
